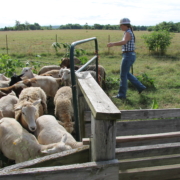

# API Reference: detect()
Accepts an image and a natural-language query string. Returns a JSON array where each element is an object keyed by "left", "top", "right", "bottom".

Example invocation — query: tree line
[{"left": 1, "top": 20, "right": 180, "bottom": 32}]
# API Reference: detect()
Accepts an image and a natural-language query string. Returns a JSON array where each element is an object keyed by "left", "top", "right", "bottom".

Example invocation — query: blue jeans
[{"left": 118, "top": 52, "right": 146, "bottom": 98}]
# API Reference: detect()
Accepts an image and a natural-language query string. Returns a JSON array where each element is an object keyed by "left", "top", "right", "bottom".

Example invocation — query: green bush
[
  {"left": 142, "top": 30, "right": 174, "bottom": 54},
  {"left": 0, "top": 54, "right": 24, "bottom": 77}
]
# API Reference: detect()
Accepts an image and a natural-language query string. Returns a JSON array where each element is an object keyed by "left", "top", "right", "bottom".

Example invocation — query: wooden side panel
[
  {"left": 119, "top": 164, "right": 180, "bottom": 180},
  {"left": 120, "top": 109, "right": 180, "bottom": 120},
  {"left": 0, "top": 159, "right": 119, "bottom": 180},
  {"left": 0, "top": 146, "right": 89, "bottom": 171},
  {"left": 119, "top": 154, "right": 180, "bottom": 170},
  {"left": 116, "top": 142, "right": 180, "bottom": 160}
]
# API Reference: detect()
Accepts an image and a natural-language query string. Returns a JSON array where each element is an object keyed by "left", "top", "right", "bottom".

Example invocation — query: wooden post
[
  {"left": 91, "top": 114, "right": 116, "bottom": 161},
  {"left": 56, "top": 34, "right": 57, "bottom": 43},
  {"left": 76, "top": 72, "right": 120, "bottom": 162},
  {"left": 108, "top": 35, "right": 110, "bottom": 55},
  {"left": 6, "top": 35, "right": 8, "bottom": 54}
]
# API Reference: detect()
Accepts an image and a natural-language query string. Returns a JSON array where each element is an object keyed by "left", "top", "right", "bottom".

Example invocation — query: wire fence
[{"left": 0, "top": 31, "right": 180, "bottom": 59}]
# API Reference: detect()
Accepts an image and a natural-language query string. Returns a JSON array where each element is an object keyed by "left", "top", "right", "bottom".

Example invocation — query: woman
[{"left": 107, "top": 18, "right": 146, "bottom": 99}]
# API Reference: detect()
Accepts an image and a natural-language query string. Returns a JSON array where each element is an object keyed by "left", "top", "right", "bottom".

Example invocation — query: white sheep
[
  {"left": 14, "top": 87, "right": 47, "bottom": 132},
  {"left": 54, "top": 86, "right": 74, "bottom": 133},
  {"left": 21, "top": 67, "right": 37, "bottom": 79},
  {"left": 0, "top": 93, "right": 18, "bottom": 118},
  {"left": 35, "top": 115, "right": 83, "bottom": 148},
  {"left": 40, "top": 69, "right": 60, "bottom": 78},
  {"left": 0, "top": 74, "right": 10, "bottom": 81},
  {"left": 38, "top": 65, "right": 60, "bottom": 75},
  {"left": 60, "top": 67, "right": 96, "bottom": 86},
  {"left": 18, "top": 76, "right": 63, "bottom": 97},
  {"left": 0, "top": 117, "right": 71, "bottom": 163},
  {"left": 0, "top": 80, "right": 9, "bottom": 88}
]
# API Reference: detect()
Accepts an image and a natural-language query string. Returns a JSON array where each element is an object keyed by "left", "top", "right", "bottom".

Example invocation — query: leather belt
[{"left": 122, "top": 51, "right": 134, "bottom": 53}]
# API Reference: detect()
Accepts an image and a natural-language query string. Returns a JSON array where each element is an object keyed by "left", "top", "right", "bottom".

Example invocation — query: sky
[{"left": 0, "top": 0, "right": 180, "bottom": 28}]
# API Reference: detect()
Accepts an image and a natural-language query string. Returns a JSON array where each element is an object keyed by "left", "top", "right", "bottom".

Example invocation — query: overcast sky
[{"left": 0, "top": 0, "right": 179, "bottom": 28}]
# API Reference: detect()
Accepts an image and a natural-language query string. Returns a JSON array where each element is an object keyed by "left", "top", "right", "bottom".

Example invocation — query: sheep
[
  {"left": 21, "top": 67, "right": 37, "bottom": 79},
  {"left": 0, "top": 81, "right": 28, "bottom": 97},
  {"left": 59, "top": 63, "right": 106, "bottom": 89},
  {"left": 60, "top": 57, "right": 81, "bottom": 68},
  {"left": 0, "top": 93, "right": 18, "bottom": 118},
  {"left": 0, "top": 73, "right": 24, "bottom": 88},
  {"left": 9, "top": 73, "right": 25, "bottom": 86},
  {"left": 38, "top": 65, "right": 60, "bottom": 75},
  {"left": 0, "top": 90, "right": 7, "bottom": 98},
  {"left": 35, "top": 115, "right": 83, "bottom": 149},
  {"left": 54, "top": 86, "right": 74, "bottom": 133},
  {"left": 0, "top": 74, "right": 10, "bottom": 81},
  {"left": 40, "top": 69, "right": 60, "bottom": 78},
  {"left": 60, "top": 67, "right": 96, "bottom": 86},
  {"left": 19, "top": 76, "right": 62, "bottom": 97},
  {"left": 0, "top": 117, "right": 71, "bottom": 163},
  {"left": 14, "top": 87, "right": 47, "bottom": 132},
  {"left": 0, "top": 80, "right": 9, "bottom": 88}
]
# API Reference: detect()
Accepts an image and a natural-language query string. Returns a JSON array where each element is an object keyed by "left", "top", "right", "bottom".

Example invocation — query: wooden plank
[
  {"left": 116, "top": 118, "right": 180, "bottom": 136},
  {"left": 85, "top": 116, "right": 180, "bottom": 137},
  {"left": 116, "top": 137, "right": 180, "bottom": 148},
  {"left": 91, "top": 114, "right": 116, "bottom": 161},
  {"left": 116, "top": 142, "right": 180, "bottom": 160},
  {"left": 86, "top": 120, "right": 180, "bottom": 137},
  {"left": 0, "top": 146, "right": 89, "bottom": 171},
  {"left": 77, "top": 72, "right": 121, "bottom": 120},
  {"left": 83, "top": 131, "right": 180, "bottom": 146},
  {"left": 120, "top": 109, "right": 180, "bottom": 120},
  {"left": 119, "top": 154, "right": 180, "bottom": 170},
  {"left": 116, "top": 132, "right": 180, "bottom": 143},
  {"left": 119, "top": 163, "right": 180, "bottom": 180},
  {"left": 0, "top": 159, "right": 119, "bottom": 180}
]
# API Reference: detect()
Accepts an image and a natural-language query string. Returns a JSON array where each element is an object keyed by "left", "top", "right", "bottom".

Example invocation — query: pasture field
[{"left": 0, "top": 30, "right": 180, "bottom": 110}]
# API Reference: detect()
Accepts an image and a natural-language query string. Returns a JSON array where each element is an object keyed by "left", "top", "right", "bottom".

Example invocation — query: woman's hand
[{"left": 107, "top": 43, "right": 114, "bottom": 47}]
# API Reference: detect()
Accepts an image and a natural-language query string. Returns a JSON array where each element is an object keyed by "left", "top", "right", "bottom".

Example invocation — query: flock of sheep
[{"left": 0, "top": 58, "right": 106, "bottom": 165}]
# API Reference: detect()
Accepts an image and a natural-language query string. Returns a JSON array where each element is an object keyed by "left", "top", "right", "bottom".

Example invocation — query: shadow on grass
[{"left": 148, "top": 54, "right": 180, "bottom": 61}]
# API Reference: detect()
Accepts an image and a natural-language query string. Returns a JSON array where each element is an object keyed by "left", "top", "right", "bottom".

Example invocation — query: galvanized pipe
[{"left": 70, "top": 37, "right": 98, "bottom": 141}]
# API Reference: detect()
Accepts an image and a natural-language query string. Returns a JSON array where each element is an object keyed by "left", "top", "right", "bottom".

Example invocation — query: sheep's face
[
  {"left": 21, "top": 105, "right": 37, "bottom": 132},
  {"left": 61, "top": 69, "right": 71, "bottom": 81}
]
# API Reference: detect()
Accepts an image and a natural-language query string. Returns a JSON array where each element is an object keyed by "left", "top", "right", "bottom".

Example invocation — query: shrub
[
  {"left": 136, "top": 73, "right": 155, "bottom": 88},
  {"left": 0, "top": 54, "right": 24, "bottom": 77},
  {"left": 105, "top": 76, "right": 119, "bottom": 90},
  {"left": 142, "top": 30, "right": 174, "bottom": 54}
]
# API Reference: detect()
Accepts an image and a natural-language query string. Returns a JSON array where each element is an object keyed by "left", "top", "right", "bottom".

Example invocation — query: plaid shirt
[{"left": 122, "top": 29, "right": 135, "bottom": 52}]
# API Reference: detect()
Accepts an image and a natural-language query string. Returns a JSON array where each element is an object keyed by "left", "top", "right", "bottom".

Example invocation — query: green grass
[{"left": 0, "top": 30, "right": 180, "bottom": 110}]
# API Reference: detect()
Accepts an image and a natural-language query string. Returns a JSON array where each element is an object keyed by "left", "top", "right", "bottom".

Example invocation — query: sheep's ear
[
  {"left": 14, "top": 106, "right": 22, "bottom": 121},
  {"left": 14, "top": 105, "right": 22, "bottom": 111},
  {"left": 33, "top": 99, "right": 41, "bottom": 106},
  {"left": 61, "top": 134, "right": 68, "bottom": 144}
]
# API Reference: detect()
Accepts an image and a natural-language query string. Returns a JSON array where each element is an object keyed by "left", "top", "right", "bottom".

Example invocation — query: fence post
[
  {"left": 91, "top": 114, "right": 117, "bottom": 161},
  {"left": 6, "top": 35, "right": 8, "bottom": 54},
  {"left": 108, "top": 35, "right": 110, "bottom": 55}
]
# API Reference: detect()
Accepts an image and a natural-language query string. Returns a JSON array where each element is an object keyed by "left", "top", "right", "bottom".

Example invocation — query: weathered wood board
[
  {"left": 77, "top": 73, "right": 121, "bottom": 120},
  {"left": 0, "top": 159, "right": 119, "bottom": 180},
  {"left": 0, "top": 146, "right": 89, "bottom": 171}
]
